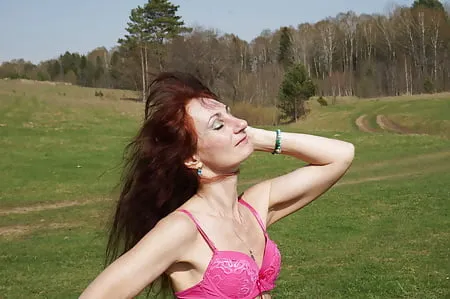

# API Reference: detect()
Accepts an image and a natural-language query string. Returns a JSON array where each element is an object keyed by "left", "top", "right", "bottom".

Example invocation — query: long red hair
[{"left": 106, "top": 72, "right": 219, "bottom": 297}]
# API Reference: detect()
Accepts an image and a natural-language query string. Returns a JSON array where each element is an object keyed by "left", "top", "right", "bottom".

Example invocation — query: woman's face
[{"left": 186, "top": 98, "right": 253, "bottom": 175}]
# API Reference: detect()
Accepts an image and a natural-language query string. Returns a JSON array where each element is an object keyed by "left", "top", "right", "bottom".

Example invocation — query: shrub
[
  {"left": 231, "top": 102, "right": 279, "bottom": 126},
  {"left": 317, "top": 96, "right": 328, "bottom": 106},
  {"left": 95, "top": 90, "right": 104, "bottom": 97},
  {"left": 423, "top": 78, "right": 434, "bottom": 94}
]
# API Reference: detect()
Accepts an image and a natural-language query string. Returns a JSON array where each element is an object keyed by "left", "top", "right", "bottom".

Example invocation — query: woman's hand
[{"left": 245, "top": 126, "right": 277, "bottom": 153}]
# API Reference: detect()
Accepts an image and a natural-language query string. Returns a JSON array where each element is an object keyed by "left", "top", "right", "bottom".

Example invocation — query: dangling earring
[{"left": 197, "top": 167, "right": 202, "bottom": 176}]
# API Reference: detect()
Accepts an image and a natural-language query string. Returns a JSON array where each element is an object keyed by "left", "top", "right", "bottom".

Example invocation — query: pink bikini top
[{"left": 175, "top": 198, "right": 281, "bottom": 299}]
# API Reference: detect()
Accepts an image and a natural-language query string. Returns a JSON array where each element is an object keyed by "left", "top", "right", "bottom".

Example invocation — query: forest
[{"left": 1, "top": 0, "right": 450, "bottom": 108}]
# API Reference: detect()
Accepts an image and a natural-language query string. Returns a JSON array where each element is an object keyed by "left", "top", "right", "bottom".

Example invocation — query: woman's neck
[{"left": 196, "top": 174, "right": 241, "bottom": 219}]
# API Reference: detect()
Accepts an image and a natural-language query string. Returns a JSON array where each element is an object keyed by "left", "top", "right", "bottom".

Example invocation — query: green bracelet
[{"left": 272, "top": 129, "right": 282, "bottom": 155}]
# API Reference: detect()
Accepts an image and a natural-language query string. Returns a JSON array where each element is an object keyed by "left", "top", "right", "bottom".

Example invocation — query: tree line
[{"left": 2, "top": 0, "right": 450, "bottom": 108}]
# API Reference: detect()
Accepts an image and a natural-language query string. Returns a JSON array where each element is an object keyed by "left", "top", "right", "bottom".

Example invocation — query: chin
[
  {"left": 212, "top": 147, "right": 254, "bottom": 173},
  {"left": 244, "top": 143, "right": 254, "bottom": 156},
  {"left": 223, "top": 154, "right": 252, "bottom": 173},
  {"left": 239, "top": 146, "right": 253, "bottom": 163}
]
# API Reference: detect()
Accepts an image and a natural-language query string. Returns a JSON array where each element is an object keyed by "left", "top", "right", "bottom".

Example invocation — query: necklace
[
  {"left": 233, "top": 227, "right": 255, "bottom": 260},
  {"left": 232, "top": 210, "right": 256, "bottom": 261},
  {"left": 198, "top": 194, "right": 256, "bottom": 261},
  {"left": 249, "top": 250, "right": 256, "bottom": 261}
]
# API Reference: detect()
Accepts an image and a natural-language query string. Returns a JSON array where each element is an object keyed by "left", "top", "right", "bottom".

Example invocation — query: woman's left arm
[{"left": 245, "top": 127, "right": 355, "bottom": 226}]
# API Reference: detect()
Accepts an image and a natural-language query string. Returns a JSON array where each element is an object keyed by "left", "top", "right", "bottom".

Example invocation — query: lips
[{"left": 236, "top": 135, "right": 248, "bottom": 146}]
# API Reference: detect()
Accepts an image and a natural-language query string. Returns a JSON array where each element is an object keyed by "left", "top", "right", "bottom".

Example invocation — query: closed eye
[{"left": 212, "top": 119, "right": 224, "bottom": 130}]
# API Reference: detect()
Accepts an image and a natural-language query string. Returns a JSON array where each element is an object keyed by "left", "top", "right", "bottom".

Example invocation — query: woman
[{"left": 80, "top": 72, "right": 355, "bottom": 299}]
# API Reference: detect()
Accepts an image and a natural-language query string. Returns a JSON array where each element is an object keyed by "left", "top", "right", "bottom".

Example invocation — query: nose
[{"left": 232, "top": 116, "right": 247, "bottom": 133}]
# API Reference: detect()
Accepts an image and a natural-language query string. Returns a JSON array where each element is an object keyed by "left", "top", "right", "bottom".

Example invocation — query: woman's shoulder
[
  {"left": 145, "top": 210, "right": 199, "bottom": 249},
  {"left": 240, "top": 182, "right": 272, "bottom": 223},
  {"left": 161, "top": 209, "right": 198, "bottom": 232}
]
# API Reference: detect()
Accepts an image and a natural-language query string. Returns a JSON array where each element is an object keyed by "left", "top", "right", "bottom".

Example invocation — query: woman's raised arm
[{"left": 244, "top": 127, "right": 355, "bottom": 226}]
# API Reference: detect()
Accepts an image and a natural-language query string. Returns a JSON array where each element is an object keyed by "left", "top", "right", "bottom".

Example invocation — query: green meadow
[{"left": 0, "top": 80, "right": 449, "bottom": 298}]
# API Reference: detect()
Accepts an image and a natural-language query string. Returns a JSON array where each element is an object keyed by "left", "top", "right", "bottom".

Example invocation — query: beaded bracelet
[{"left": 272, "top": 129, "right": 282, "bottom": 155}]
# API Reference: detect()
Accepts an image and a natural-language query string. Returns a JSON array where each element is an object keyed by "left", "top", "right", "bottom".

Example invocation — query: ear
[{"left": 184, "top": 156, "right": 203, "bottom": 170}]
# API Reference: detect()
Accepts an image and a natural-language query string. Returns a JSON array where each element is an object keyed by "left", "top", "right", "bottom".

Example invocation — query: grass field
[{"left": 0, "top": 80, "right": 449, "bottom": 298}]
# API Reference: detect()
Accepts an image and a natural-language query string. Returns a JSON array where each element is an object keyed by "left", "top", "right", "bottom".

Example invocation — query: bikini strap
[
  {"left": 178, "top": 209, "right": 217, "bottom": 251},
  {"left": 238, "top": 198, "right": 267, "bottom": 235}
]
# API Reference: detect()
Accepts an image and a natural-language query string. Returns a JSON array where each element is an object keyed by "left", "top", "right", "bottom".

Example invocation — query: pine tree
[
  {"left": 118, "top": 0, "right": 190, "bottom": 101},
  {"left": 47, "top": 60, "right": 61, "bottom": 81},
  {"left": 278, "top": 27, "right": 294, "bottom": 70},
  {"left": 412, "top": 0, "right": 445, "bottom": 11},
  {"left": 143, "top": 0, "right": 190, "bottom": 70},
  {"left": 94, "top": 56, "right": 105, "bottom": 87},
  {"left": 278, "top": 63, "right": 316, "bottom": 122},
  {"left": 119, "top": 6, "right": 148, "bottom": 102}
]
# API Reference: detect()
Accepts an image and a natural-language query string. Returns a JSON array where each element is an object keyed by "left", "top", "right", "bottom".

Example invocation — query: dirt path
[
  {"left": 0, "top": 197, "right": 112, "bottom": 216},
  {"left": 1, "top": 163, "right": 448, "bottom": 237},
  {"left": 0, "top": 222, "right": 81, "bottom": 237},
  {"left": 376, "top": 115, "right": 414, "bottom": 134},
  {"left": 356, "top": 114, "right": 417, "bottom": 135},
  {"left": 240, "top": 151, "right": 450, "bottom": 187},
  {"left": 355, "top": 114, "right": 378, "bottom": 133},
  {"left": 2, "top": 150, "right": 448, "bottom": 217},
  {"left": 337, "top": 171, "right": 424, "bottom": 186},
  {"left": 360, "top": 151, "right": 450, "bottom": 169}
]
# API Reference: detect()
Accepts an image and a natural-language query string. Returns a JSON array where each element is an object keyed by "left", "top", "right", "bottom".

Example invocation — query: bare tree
[
  {"left": 316, "top": 18, "right": 337, "bottom": 78},
  {"left": 337, "top": 11, "right": 358, "bottom": 95},
  {"left": 293, "top": 23, "right": 314, "bottom": 76}
]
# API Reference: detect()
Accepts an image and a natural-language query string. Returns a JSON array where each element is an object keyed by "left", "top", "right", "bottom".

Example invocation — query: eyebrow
[
  {"left": 208, "top": 112, "right": 221, "bottom": 124},
  {"left": 207, "top": 105, "right": 229, "bottom": 125}
]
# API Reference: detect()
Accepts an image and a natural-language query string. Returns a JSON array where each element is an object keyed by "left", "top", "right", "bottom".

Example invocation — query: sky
[{"left": 0, "top": 0, "right": 413, "bottom": 64}]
